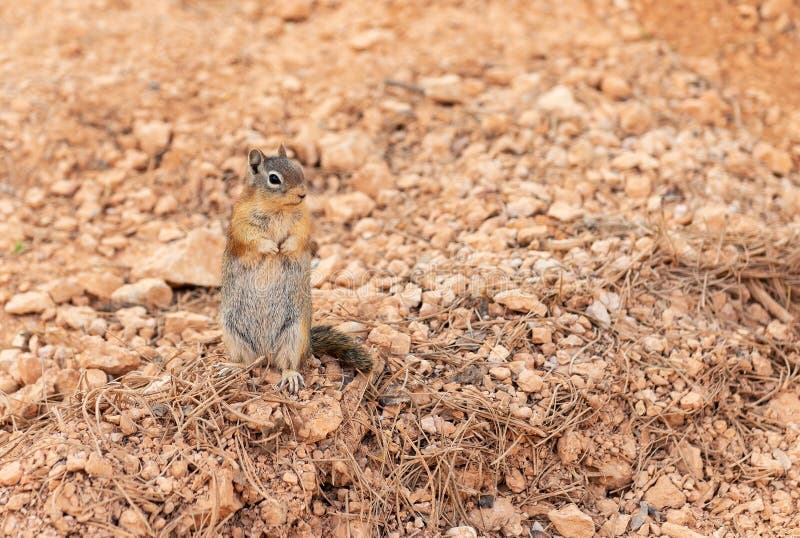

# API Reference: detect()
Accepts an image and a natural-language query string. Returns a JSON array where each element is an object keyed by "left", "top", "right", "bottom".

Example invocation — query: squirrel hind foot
[{"left": 278, "top": 369, "right": 305, "bottom": 394}]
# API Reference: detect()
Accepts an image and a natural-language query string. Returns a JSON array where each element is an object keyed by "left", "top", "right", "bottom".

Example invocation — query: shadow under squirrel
[{"left": 220, "top": 145, "right": 372, "bottom": 393}]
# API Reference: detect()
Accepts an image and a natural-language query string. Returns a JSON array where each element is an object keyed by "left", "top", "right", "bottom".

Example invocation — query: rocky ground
[{"left": 2, "top": 0, "right": 800, "bottom": 536}]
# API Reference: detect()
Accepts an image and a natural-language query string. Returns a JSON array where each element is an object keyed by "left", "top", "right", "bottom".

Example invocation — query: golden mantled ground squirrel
[{"left": 220, "top": 145, "right": 372, "bottom": 393}]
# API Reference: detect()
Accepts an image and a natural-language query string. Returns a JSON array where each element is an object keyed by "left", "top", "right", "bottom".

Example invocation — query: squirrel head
[{"left": 245, "top": 145, "right": 307, "bottom": 207}]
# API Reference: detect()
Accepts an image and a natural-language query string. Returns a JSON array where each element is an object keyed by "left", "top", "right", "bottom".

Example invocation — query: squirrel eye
[{"left": 267, "top": 172, "right": 282, "bottom": 186}]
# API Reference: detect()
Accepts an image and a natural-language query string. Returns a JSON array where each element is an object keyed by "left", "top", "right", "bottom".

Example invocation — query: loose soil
[{"left": 1, "top": 1, "right": 800, "bottom": 537}]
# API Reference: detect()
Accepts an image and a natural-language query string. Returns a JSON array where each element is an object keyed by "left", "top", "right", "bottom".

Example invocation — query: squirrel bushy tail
[{"left": 311, "top": 325, "right": 372, "bottom": 371}]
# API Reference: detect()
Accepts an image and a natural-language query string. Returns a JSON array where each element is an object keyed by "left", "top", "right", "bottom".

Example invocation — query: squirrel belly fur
[{"left": 219, "top": 145, "right": 372, "bottom": 393}]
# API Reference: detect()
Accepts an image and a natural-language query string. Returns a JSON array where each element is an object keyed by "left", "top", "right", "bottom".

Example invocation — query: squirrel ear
[
  {"left": 248, "top": 148, "right": 264, "bottom": 174},
  {"left": 278, "top": 144, "right": 287, "bottom": 158}
]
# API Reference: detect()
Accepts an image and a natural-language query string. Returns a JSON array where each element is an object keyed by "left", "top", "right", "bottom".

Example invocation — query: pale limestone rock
[
  {"left": 260, "top": 497, "right": 288, "bottom": 526},
  {"left": 625, "top": 174, "right": 652, "bottom": 199},
  {"left": 154, "top": 194, "right": 178, "bottom": 216},
  {"left": 468, "top": 497, "right": 524, "bottom": 536},
  {"left": 547, "top": 504, "right": 595, "bottom": 538},
  {"left": 531, "top": 327, "right": 552, "bottom": 344},
  {"left": 291, "top": 123, "right": 322, "bottom": 166},
  {"left": 8, "top": 354, "right": 42, "bottom": 386},
  {"left": 762, "top": 0, "right": 792, "bottom": 18},
  {"left": 420, "top": 415, "right": 456, "bottom": 436},
  {"left": 278, "top": 0, "right": 312, "bottom": 21},
  {"left": 661, "top": 522, "right": 707, "bottom": 538},
  {"left": 76, "top": 271, "right": 125, "bottom": 300},
  {"left": 6, "top": 492, "right": 30, "bottom": 511},
  {"left": 420, "top": 74, "right": 463, "bottom": 104},
  {"left": 679, "top": 391, "right": 704, "bottom": 411},
  {"left": 557, "top": 432, "right": 587, "bottom": 465},
  {"left": 368, "top": 324, "right": 410, "bottom": 354},
  {"left": 85, "top": 453, "right": 113, "bottom": 477},
  {"left": 115, "top": 306, "right": 151, "bottom": 335},
  {"left": 601, "top": 75, "right": 632, "bottom": 100},
  {"left": 119, "top": 509, "right": 148, "bottom": 536},
  {"left": 643, "top": 335, "right": 666, "bottom": 353},
  {"left": 349, "top": 28, "right": 392, "bottom": 51},
  {"left": 397, "top": 285, "right": 422, "bottom": 309},
  {"left": 24, "top": 187, "right": 46, "bottom": 208},
  {"left": 619, "top": 102, "right": 652, "bottom": 136},
  {"left": 494, "top": 289, "right": 547, "bottom": 315},
  {"left": 505, "top": 468, "right": 526, "bottom": 493},
  {"left": 111, "top": 278, "right": 173, "bottom": 308},
  {"left": 77, "top": 335, "right": 141, "bottom": 375},
  {"left": 769, "top": 391, "right": 800, "bottom": 426},
  {"left": 192, "top": 468, "right": 243, "bottom": 524},
  {"left": 586, "top": 301, "right": 611, "bottom": 326},
  {"left": 54, "top": 368, "right": 81, "bottom": 397},
  {"left": 489, "top": 345, "right": 510, "bottom": 361},
  {"left": 751, "top": 351, "right": 774, "bottom": 377},
  {"left": 0, "top": 461, "right": 22, "bottom": 486},
  {"left": 4, "top": 292, "right": 55, "bottom": 315},
  {"left": 50, "top": 180, "right": 80, "bottom": 197},
  {"left": 753, "top": 142, "right": 792, "bottom": 175},
  {"left": 324, "top": 192, "right": 376, "bottom": 223},
  {"left": 82, "top": 368, "right": 108, "bottom": 391},
  {"left": 506, "top": 196, "right": 543, "bottom": 218},
  {"left": 675, "top": 440, "right": 703, "bottom": 479},
  {"left": 538, "top": 85, "right": 579, "bottom": 116},
  {"left": 444, "top": 527, "right": 477, "bottom": 538},
  {"left": 244, "top": 400, "right": 284, "bottom": 434},
  {"left": 350, "top": 160, "right": 395, "bottom": 197},
  {"left": 3, "top": 378, "right": 53, "bottom": 419},
  {"left": 693, "top": 203, "right": 727, "bottom": 233},
  {"left": 0, "top": 348, "right": 20, "bottom": 370},
  {"left": 516, "top": 369, "right": 544, "bottom": 393},
  {"left": 595, "top": 459, "right": 633, "bottom": 489},
  {"left": 750, "top": 449, "right": 791, "bottom": 476},
  {"left": 164, "top": 311, "right": 211, "bottom": 335},
  {"left": 481, "top": 113, "right": 510, "bottom": 136},
  {"left": 333, "top": 520, "right": 373, "bottom": 538},
  {"left": 489, "top": 366, "right": 511, "bottom": 381},
  {"left": 133, "top": 228, "right": 225, "bottom": 287},
  {"left": 311, "top": 255, "right": 340, "bottom": 288},
  {"left": 133, "top": 120, "right": 171, "bottom": 155},
  {"left": 547, "top": 201, "right": 583, "bottom": 222},
  {"left": 319, "top": 130, "right": 373, "bottom": 172},
  {"left": 0, "top": 221, "right": 25, "bottom": 253},
  {"left": 645, "top": 475, "right": 686, "bottom": 509},
  {"left": 0, "top": 373, "right": 19, "bottom": 394},
  {"left": 767, "top": 320, "right": 790, "bottom": 341},
  {"left": 39, "top": 277, "right": 84, "bottom": 304},
  {"left": 600, "top": 513, "right": 632, "bottom": 537},
  {"left": 293, "top": 396, "right": 343, "bottom": 443},
  {"left": 158, "top": 225, "right": 185, "bottom": 243}
]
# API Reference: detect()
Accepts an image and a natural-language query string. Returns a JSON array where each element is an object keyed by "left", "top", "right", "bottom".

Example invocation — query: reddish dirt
[
  {"left": 1, "top": 1, "right": 800, "bottom": 537},
  {"left": 635, "top": 0, "right": 800, "bottom": 144}
]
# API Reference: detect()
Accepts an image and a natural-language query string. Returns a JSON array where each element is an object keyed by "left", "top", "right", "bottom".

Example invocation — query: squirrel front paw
[
  {"left": 279, "top": 236, "right": 301, "bottom": 254},
  {"left": 257, "top": 239, "right": 279, "bottom": 255}
]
